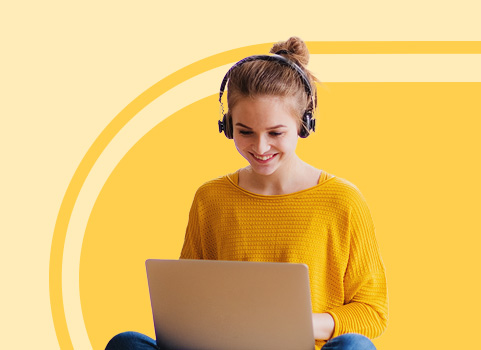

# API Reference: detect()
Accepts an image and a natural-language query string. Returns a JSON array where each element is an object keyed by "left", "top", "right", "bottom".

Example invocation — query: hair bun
[{"left": 270, "top": 36, "right": 309, "bottom": 67}]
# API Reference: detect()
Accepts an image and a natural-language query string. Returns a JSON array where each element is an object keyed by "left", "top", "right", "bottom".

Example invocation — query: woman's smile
[{"left": 250, "top": 152, "right": 278, "bottom": 162}]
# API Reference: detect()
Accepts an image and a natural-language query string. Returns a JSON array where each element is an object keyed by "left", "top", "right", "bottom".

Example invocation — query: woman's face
[{"left": 231, "top": 95, "right": 300, "bottom": 177}]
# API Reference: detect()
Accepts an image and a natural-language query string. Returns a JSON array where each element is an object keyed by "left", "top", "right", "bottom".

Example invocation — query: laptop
[{"left": 145, "top": 259, "right": 315, "bottom": 350}]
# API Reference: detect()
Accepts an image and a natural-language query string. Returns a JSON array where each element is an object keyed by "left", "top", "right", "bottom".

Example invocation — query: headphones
[{"left": 218, "top": 54, "right": 316, "bottom": 139}]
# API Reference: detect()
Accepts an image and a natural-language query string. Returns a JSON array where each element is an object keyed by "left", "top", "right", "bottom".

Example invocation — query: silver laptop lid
[{"left": 146, "top": 259, "right": 315, "bottom": 350}]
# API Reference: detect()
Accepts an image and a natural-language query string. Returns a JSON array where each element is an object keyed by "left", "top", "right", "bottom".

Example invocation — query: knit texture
[{"left": 180, "top": 171, "right": 388, "bottom": 349}]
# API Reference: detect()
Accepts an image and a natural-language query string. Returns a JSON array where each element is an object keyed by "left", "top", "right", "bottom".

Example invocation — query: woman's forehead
[{"left": 231, "top": 96, "right": 299, "bottom": 126}]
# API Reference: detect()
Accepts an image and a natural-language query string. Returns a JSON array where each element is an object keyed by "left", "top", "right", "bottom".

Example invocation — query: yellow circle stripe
[{"left": 49, "top": 41, "right": 481, "bottom": 349}]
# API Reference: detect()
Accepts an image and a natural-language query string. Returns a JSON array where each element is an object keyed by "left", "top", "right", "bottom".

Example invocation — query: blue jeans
[
  {"left": 322, "top": 333, "right": 376, "bottom": 349},
  {"left": 105, "top": 331, "right": 376, "bottom": 350}
]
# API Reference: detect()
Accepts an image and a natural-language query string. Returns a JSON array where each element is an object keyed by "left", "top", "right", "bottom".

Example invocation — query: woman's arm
[
  {"left": 323, "top": 183, "right": 388, "bottom": 339},
  {"left": 312, "top": 313, "right": 335, "bottom": 340}
]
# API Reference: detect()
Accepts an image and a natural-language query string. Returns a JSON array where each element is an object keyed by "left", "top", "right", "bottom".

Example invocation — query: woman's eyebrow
[
  {"left": 266, "top": 125, "right": 287, "bottom": 130},
  {"left": 235, "top": 123, "right": 287, "bottom": 130},
  {"left": 235, "top": 123, "right": 252, "bottom": 129}
]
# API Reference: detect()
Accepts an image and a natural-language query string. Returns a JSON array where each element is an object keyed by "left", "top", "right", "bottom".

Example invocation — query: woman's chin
[{"left": 248, "top": 164, "right": 278, "bottom": 177}]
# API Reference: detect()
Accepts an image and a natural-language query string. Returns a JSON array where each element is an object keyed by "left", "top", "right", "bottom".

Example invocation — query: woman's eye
[
  {"left": 239, "top": 130, "right": 252, "bottom": 135},
  {"left": 269, "top": 132, "right": 283, "bottom": 137}
]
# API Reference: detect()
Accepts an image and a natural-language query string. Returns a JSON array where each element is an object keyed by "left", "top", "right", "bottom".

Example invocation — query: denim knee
[
  {"left": 322, "top": 333, "right": 376, "bottom": 350},
  {"left": 105, "top": 331, "right": 159, "bottom": 350}
]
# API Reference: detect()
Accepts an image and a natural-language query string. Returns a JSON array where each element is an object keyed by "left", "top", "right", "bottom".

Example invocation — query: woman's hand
[{"left": 312, "top": 313, "right": 335, "bottom": 340}]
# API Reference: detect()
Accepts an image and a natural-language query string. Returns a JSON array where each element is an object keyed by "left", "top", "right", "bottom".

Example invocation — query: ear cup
[
  {"left": 218, "top": 113, "right": 234, "bottom": 139},
  {"left": 299, "top": 111, "right": 315, "bottom": 138}
]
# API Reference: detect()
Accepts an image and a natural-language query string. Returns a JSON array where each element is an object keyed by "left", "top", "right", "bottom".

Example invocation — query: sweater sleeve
[
  {"left": 327, "top": 187, "right": 388, "bottom": 339},
  {"left": 179, "top": 192, "right": 203, "bottom": 260}
]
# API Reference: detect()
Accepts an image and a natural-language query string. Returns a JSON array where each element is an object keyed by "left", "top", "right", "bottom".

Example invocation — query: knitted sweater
[{"left": 180, "top": 171, "right": 388, "bottom": 349}]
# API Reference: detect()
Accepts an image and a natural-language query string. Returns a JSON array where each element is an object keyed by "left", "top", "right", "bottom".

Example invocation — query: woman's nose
[{"left": 253, "top": 135, "right": 270, "bottom": 154}]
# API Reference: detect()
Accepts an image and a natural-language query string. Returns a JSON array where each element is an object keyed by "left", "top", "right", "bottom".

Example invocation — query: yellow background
[
  {"left": 2, "top": 1, "right": 481, "bottom": 349},
  {"left": 79, "top": 84, "right": 481, "bottom": 349}
]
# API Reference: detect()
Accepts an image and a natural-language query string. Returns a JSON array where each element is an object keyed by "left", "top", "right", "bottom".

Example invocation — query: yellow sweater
[{"left": 180, "top": 171, "right": 388, "bottom": 349}]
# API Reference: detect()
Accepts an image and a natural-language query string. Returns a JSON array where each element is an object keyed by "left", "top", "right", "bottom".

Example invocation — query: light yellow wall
[{"left": 2, "top": 1, "right": 480, "bottom": 349}]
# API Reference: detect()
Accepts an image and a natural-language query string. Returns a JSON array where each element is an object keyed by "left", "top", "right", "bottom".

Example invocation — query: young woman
[{"left": 106, "top": 37, "right": 388, "bottom": 350}]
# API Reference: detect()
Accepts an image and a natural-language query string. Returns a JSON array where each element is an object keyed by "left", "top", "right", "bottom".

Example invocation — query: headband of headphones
[
  {"left": 219, "top": 54, "right": 313, "bottom": 103},
  {"left": 218, "top": 54, "right": 316, "bottom": 139}
]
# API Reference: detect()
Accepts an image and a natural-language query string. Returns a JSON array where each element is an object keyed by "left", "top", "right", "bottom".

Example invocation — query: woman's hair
[{"left": 226, "top": 37, "right": 319, "bottom": 124}]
